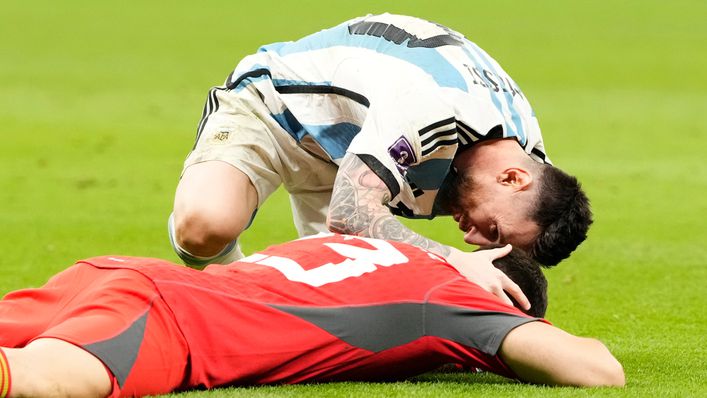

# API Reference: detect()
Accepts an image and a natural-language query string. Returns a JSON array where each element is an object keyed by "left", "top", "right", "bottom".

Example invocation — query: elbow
[
  {"left": 582, "top": 339, "right": 625, "bottom": 387},
  {"left": 501, "top": 323, "right": 625, "bottom": 388},
  {"left": 598, "top": 355, "right": 625, "bottom": 387}
]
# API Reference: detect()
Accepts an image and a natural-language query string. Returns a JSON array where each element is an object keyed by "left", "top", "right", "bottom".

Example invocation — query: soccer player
[
  {"left": 168, "top": 13, "right": 593, "bottom": 305},
  {"left": 0, "top": 234, "right": 623, "bottom": 397}
]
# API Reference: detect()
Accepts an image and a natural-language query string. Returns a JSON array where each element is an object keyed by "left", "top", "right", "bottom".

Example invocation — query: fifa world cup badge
[{"left": 388, "top": 136, "right": 417, "bottom": 173}]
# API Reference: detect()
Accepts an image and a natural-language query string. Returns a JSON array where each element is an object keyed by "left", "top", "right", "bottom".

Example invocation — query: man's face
[{"left": 447, "top": 170, "right": 540, "bottom": 250}]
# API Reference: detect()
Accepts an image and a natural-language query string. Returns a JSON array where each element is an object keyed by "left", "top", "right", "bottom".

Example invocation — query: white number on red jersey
[{"left": 240, "top": 236, "right": 409, "bottom": 286}]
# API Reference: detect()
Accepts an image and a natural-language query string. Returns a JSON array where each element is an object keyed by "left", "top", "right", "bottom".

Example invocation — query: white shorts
[{"left": 183, "top": 85, "right": 339, "bottom": 236}]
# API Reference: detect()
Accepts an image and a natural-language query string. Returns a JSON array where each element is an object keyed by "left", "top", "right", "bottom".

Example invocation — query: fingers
[
  {"left": 449, "top": 247, "right": 531, "bottom": 312},
  {"left": 490, "top": 284, "right": 516, "bottom": 307},
  {"left": 501, "top": 274, "right": 531, "bottom": 311},
  {"left": 486, "top": 245, "right": 530, "bottom": 310},
  {"left": 484, "top": 244, "right": 512, "bottom": 260}
]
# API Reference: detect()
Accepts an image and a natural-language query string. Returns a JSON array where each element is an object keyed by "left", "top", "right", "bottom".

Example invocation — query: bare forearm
[
  {"left": 366, "top": 212, "right": 452, "bottom": 257},
  {"left": 327, "top": 158, "right": 374, "bottom": 236},
  {"left": 327, "top": 154, "right": 451, "bottom": 257},
  {"left": 501, "top": 322, "right": 625, "bottom": 387}
]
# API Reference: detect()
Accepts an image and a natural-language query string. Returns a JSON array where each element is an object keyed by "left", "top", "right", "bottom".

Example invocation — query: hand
[{"left": 446, "top": 245, "right": 531, "bottom": 311}]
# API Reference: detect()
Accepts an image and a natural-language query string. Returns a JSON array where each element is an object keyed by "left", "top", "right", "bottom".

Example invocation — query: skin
[
  {"left": 446, "top": 139, "right": 541, "bottom": 250},
  {"left": 4, "top": 338, "right": 112, "bottom": 397},
  {"left": 327, "top": 154, "right": 451, "bottom": 256},
  {"left": 500, "top": 321, "right": 625, "bottom": 387},
  {"left": 173, "top": 160, "right": 258, "bottom": 257}
]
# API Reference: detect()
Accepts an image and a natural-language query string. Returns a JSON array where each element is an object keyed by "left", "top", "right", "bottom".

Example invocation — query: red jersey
[{"left": 81, "top": 234, "right": 541, "bottom": 390}]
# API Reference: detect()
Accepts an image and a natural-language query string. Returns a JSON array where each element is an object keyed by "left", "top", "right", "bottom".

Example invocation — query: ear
[{"left": 497, "top": 168, "right": 533, "bottom": 191}]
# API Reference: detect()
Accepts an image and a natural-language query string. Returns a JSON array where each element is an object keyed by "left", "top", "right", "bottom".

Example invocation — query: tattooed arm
[
  {"left": 327, "top": 152, "right": 530, "bottom": 310},
  {"left": 327, "top": 153, "right": 451, "bottom": 257}
]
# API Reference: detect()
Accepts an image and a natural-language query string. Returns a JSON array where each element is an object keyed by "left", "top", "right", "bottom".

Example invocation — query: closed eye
[{"left": 489, "top": 224, "right": 501, "bottom": 243}]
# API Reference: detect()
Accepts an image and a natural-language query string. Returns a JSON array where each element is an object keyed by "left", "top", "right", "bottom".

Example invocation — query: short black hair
[
  {"left": 529, "top": 165, "right": 593, "bottom": 266},
  {"left": 478, "top": 245, "right": 548, "bottom": 318}
]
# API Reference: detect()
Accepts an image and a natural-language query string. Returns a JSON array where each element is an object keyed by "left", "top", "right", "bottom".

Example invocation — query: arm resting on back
[{"left": 499, "top": 321, "right": 625, "bottom": 387}]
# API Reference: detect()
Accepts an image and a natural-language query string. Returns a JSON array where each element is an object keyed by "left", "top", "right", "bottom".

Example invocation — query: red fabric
[
  {"left": 82, "top": 235, "right": 539, "bottom": 389},
  {"left": 0, "top": 263, "right": 188, "bottom": 397},
  {"left": 0, "top": 235, "right": 541, "bottom": 396}
]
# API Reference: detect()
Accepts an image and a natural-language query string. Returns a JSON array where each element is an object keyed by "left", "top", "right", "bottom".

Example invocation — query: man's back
[{"left": 82, "top": 234, "right": 538, "bottom": 388}]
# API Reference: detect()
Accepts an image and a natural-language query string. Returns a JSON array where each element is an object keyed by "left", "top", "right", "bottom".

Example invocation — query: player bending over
[
  {"left": 171, "top": 13, "right": 594, "bottom": 310},
  {"left": 0, "top": 234, "right": 623, "bottom": 397}
]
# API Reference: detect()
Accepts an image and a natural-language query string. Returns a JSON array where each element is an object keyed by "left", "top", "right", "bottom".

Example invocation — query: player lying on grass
[{"left": 0, "top": 234, "right": 623, "bottom": 397}]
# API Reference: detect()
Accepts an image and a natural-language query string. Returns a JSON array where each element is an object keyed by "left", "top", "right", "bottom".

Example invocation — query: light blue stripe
[
  {"left": 272, "top": 79, "right": 332, "bottom": 87},
  {"left": 235, "top": 76, "right": 333, "bottom": 92},
  {"left": 270, "top": 110, "right": 306, "bottom": 140},
  {"left": 301, "top": 122, "right": 361, "bottom": 160},
  {"left": 459, "top": 45, "right": 513, "bottom": 139},
  {"left": 261, "top": 23, "right": 467, "bottom": 90},
  {"left": 258, "top": 41, "right": 286, "bottom": 53},
  {"left": 229, "top": 64, "right": 271, "bottom": 92},
  {"left": 270, "top": 111, "right": 361, "bottom": 160},
  {"left": 464, "top": 40, "right": 527, "bottom": 146}
]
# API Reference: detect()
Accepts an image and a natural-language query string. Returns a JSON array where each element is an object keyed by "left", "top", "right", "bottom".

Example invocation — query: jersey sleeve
[
  {"left": 426, "top": 277, "right": 542, "bottom": 355},
  {"left": 346, "top": 86, "right": 505, "bottom": 203},
  {"left": 346, "top": 90, "right": 423, "bottom": 200},
  {"left": 424, "top": 276, "right": 549, "bottom": 378}
]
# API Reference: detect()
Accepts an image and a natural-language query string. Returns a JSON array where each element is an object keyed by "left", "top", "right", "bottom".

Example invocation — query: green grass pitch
[{"left": 1, "top": 0, "right": 706, "bottom": 396}]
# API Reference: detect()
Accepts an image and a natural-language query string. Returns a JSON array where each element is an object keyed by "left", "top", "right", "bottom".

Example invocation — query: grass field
[{"left": 1, "top": 0, "right": 706, "bottom": 396}]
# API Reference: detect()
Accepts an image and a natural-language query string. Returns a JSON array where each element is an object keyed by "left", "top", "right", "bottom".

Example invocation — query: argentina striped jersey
[{"left": 223, "top": 13, "right": 549, "bottom": 218}]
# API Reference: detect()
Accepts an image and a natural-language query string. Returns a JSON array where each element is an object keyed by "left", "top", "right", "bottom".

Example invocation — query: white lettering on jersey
[{"left": 240, "top": 236, "right": 409, "bottom": 286}]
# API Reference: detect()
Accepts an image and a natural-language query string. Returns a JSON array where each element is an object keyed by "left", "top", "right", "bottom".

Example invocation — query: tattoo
[
  {"left": 372, "top": 216, "right": 451, "bottom": 257},
  {"left": 328, "top": 154, "right": 452, "bottom": 258},
  {"left": 328, "top": 168, "right": 371, "bottom": 234}
]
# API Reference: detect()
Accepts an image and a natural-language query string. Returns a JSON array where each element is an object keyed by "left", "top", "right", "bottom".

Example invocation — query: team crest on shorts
[
  {"left": 214, "top": 131, "right": 230, "bottom": 141},
  {"left": 388, "top": 136, "right": 417, "bottom": 172}
]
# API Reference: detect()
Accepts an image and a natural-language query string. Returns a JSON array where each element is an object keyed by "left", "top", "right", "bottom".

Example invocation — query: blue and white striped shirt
[{"left": 226, "top": 13, "right": 549, "bottom": 218}]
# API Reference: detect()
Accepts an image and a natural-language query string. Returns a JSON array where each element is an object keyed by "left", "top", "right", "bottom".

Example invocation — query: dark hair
[
  {"left": 529, "top": 165, "right": 593, "bottom": 267},
  {"left": 478, "top": 245, "right": 548, "bottom": 318}
]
